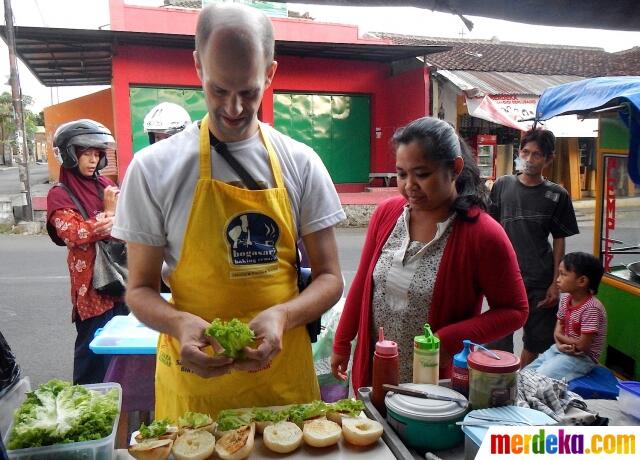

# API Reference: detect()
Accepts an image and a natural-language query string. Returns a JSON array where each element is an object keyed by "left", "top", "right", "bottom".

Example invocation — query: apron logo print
[
  {"left": 158, "top": 352, "right": 172, "bottom": 367},
  {"left": 176, "top": 359, "right": 194, "bottom": 374},
  {"left": 226, "top": 212, "right": 280, "bottom": 266}
]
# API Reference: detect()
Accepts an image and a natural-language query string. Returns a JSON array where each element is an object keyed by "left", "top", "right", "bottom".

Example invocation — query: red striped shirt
[{"left": 557, "top": 295, "right": 607, "bottom": 362}]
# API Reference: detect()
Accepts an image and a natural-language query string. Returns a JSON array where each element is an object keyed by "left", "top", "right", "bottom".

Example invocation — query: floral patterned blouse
[
  {"left": 51, "top": 208, "right": 122, "bottom": 322},
  {"left": 372, "top": 207, "right": 455, "bottom": 383}
]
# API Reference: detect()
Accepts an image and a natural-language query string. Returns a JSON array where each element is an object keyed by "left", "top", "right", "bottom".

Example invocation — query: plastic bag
[
  {"left": 0, "top": 331, "right": 21, "bottom": 397},
  {"left": 312, "top": 300, "right": 354, "bottom": 402}
]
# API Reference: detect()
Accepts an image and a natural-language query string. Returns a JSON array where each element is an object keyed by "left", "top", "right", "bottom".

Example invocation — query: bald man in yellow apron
[{"left": 113, "top": 3, "right": 344, "bottom": 419}]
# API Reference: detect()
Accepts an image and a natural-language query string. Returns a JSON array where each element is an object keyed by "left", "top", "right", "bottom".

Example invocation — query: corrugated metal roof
[
  {"left": 437, "top": 70, "right": 585, "bottom": 96},
  {"left": 0, "top": 25, "right": 449, "bottom": 87}
]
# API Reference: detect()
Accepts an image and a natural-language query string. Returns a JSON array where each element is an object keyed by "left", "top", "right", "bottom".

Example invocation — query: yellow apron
[{"left": 155, "top": 115, "right": 319, "bottom": 420}]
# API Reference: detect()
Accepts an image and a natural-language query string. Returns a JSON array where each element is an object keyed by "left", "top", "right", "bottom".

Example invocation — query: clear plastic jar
[{"left": 467, "top": 349, "right": 520, "bottom": 409}]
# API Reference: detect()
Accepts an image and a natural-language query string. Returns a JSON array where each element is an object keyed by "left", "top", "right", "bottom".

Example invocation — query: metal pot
[
  {"left": 627, "top": 261, "right": 640, "bottom": 279},
  {"left": 385, "top": 383, "right": 468, "bottom": 452}
]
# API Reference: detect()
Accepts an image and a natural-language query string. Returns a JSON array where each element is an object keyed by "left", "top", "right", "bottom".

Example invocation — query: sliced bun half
[
  {"left": 172, "top": 429, "right": 216, "bottom": 460},
  {"left": 302, "top": 419, "right": 342, "bottom": 448},
  {"left": 134, "top": 426, "right": 179, "bottom": 443},
  {"left": 326, "top": 411, "right": 345, "bottom": 426},
  {"left": 180, "top": 421, "right": 217, "bottom": 437},
  {"left": 215, "top": 423, "right": 255, "bottom": 460},
  {"left": 341, "top": 417, "right": 383, "bottom": 446},
  {"left": 254, "top": 420, "right": 273, "bottom": 434},
  {"left": 263, "top": 421, "right": 303, "bottom": 453},
  {"left": 128, "top": 438, "right": 173, "bottom": 460}
]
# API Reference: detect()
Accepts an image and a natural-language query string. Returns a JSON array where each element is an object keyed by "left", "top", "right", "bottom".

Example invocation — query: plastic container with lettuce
[
  {"left": 6, "top": 379, "right": 119, "bottom": 450},
  {"left": 205, "top": 318, "right": 255, "bottom": 359}
]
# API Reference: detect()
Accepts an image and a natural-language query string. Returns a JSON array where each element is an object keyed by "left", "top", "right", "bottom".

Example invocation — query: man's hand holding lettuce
[{"left": 205, "top": 318, "right": 255, "bottom": 359}]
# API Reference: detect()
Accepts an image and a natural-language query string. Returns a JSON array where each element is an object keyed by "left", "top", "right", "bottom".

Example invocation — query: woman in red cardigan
[{"left": 331, "top": 117, "right": 528, "bottom": 393}]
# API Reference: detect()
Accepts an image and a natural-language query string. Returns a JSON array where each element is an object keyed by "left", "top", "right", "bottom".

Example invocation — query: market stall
[{"left": 535, "top": 77, "right": 640, "bottom": 380}]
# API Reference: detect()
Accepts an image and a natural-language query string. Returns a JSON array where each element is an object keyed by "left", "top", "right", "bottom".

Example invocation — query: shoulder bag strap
[
  {"left": 210, "top": 132, "right": 264, "bottom": 191},
  {"left": 55, "top": 183, "right": 89, "bottom": 220}
]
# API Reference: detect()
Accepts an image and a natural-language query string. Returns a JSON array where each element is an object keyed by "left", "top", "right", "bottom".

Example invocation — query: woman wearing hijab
[{"left": 46, "top": 119, "right": 127, "bottom": 384}]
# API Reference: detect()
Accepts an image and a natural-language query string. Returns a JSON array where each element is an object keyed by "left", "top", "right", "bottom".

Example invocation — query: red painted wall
[
  {"left": 113, "top": 45, "right": 429, "bottom": 180},
  {"left": 112, "top": 45, "right": 201, "bottom": 178},
  {"left": 378, "top": 66, "right": 431, "bottom": 172},
  {"left": 108, "top": 1, "right": 428, "bottom": 181},
  {"left": 109, "top": 0, "right": 386, "bottom": 45}
]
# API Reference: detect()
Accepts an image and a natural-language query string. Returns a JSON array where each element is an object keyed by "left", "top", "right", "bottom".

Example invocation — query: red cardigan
[{"left": 333, "top": 196, "right": 528, "bottom": 393}]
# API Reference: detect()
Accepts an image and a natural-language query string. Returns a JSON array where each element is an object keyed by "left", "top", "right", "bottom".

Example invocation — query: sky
[{"left": 1, "top": 0, "right": 640, "bottom": 113}]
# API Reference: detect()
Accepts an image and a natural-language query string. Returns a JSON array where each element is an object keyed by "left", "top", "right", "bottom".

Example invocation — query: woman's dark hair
[
  {"left": 562, "top": 252, "right": 604, "bottom": 294},
  {"left": 520, "top": 128, "right": 556, "bottom": 157},
  {"left": 392, "top": 117, "right": 488, "bottom": 221}
]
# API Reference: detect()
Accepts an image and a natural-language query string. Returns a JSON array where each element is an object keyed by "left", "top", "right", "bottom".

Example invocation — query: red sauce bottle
[{"left": 371, "top": 327, "right": 399, "bottom": 416}]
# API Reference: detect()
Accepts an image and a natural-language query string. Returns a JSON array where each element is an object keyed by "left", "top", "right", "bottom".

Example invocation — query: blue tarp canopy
[{"left": 535, "top": 77, "right": 640, "bottom": 184}]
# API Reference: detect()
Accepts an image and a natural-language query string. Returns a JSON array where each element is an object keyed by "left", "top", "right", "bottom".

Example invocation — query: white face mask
[{"left": 514, "top": 157, "right": 525, "bottom": 172}]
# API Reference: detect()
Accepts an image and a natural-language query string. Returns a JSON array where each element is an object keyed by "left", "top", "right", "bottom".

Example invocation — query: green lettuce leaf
[
  {"left": 329, "top": 399, "right": 365, "bottom": 416},
  {"left": 177, "top": 412, "right": 213, "bottom": 429},
  {"left": 204, "top": 318, "right": 255, "bottom": 359},
  {"left": 286, "top": 400, "right": 328, "bottom": 426},
  {"left": 251, "top": 407, "right": 289, "bottom": 423},
  {"left": 216, "top": 410, "right": 253, "bottom": 432},
  {"left": 7, "top": 379, "right": 118, "bottom": 450},
  {"left": 138, "top": 418, "right": 171, "bottom": 439}
]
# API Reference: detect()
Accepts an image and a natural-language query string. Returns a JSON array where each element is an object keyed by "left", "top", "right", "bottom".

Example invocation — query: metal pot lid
[{"left": 385, "top": 383, "right": 468, "bottom": 421}]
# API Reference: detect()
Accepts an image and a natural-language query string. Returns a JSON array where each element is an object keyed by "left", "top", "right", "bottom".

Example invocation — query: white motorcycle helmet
[{"left": 143, "top": 102, "right": 191, "bottom": 143}]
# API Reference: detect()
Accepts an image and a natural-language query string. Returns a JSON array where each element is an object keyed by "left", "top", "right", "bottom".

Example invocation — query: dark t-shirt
[{"left": 490, "top": 174, "right": 579, "bottom": 289}]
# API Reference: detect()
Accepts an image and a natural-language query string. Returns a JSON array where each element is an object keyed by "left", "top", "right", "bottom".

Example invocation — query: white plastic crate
[{"left": 3, "top": 382, "right": 122, "bottom": 460}]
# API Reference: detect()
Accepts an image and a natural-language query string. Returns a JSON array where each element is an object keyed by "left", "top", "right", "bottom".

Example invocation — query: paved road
[
  {"left": 0, "top": 221, "right": 616, "bottom": 388},
  {"left": 0, "top": 163, "right": 50, "bottom": 198}
]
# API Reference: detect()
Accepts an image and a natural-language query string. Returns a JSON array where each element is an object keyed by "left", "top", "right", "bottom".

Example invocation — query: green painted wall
[
  {"left": 600, "top": 115, "right": 630, "bottom": 151},
  {"left": 599, "top": 280, "right": 640, "bottom": 379},
  {"left": 129, "top": 86, "right": 207, "bottom": 154},
  {"left": 273, "top": 93, "right": 370, "bottom": 183}
]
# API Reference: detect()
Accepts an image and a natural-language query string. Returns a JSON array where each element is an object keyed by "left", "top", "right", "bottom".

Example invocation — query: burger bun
[
  {"left": 134, "top": 426, "right": 179, "bottom": 443},
  {"left": 127, "top": 438, "right": 173, "bottom": 460},
  {"left": 254, "top": 420, "right": 273, "bottom": 434},
  {"left": 172, "top": 429, "right": 216, "bottom": 460},
  {"left": 302, "top": 419, "right": 342, "bottom": 448},
  {"left": 263, "top": 421, "right": 303, "bottom": 453},
  {"left": 215, "top": 423, "right": 255, "bottom": 460},
  {"left": 341, "top": 417, "right": 383, "bottom": 446}
]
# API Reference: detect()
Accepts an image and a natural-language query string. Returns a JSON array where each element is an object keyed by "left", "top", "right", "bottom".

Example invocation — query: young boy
[{"left": 525, "top": 252, "right": 607, "bottom": 381}]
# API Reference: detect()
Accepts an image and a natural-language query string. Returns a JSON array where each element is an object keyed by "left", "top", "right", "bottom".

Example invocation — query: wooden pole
[{"left": 4, "top": 0, "right": 33, "bottom": 221}]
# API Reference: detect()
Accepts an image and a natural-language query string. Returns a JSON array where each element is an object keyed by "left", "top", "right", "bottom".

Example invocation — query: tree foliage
[{"left": 0, "top": 91, "right": 40, "bottom": 159}]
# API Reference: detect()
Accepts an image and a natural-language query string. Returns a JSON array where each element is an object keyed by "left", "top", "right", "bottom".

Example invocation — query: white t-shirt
[{"left": 112, "top": 122, "right": 345, "bottom": 280}]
